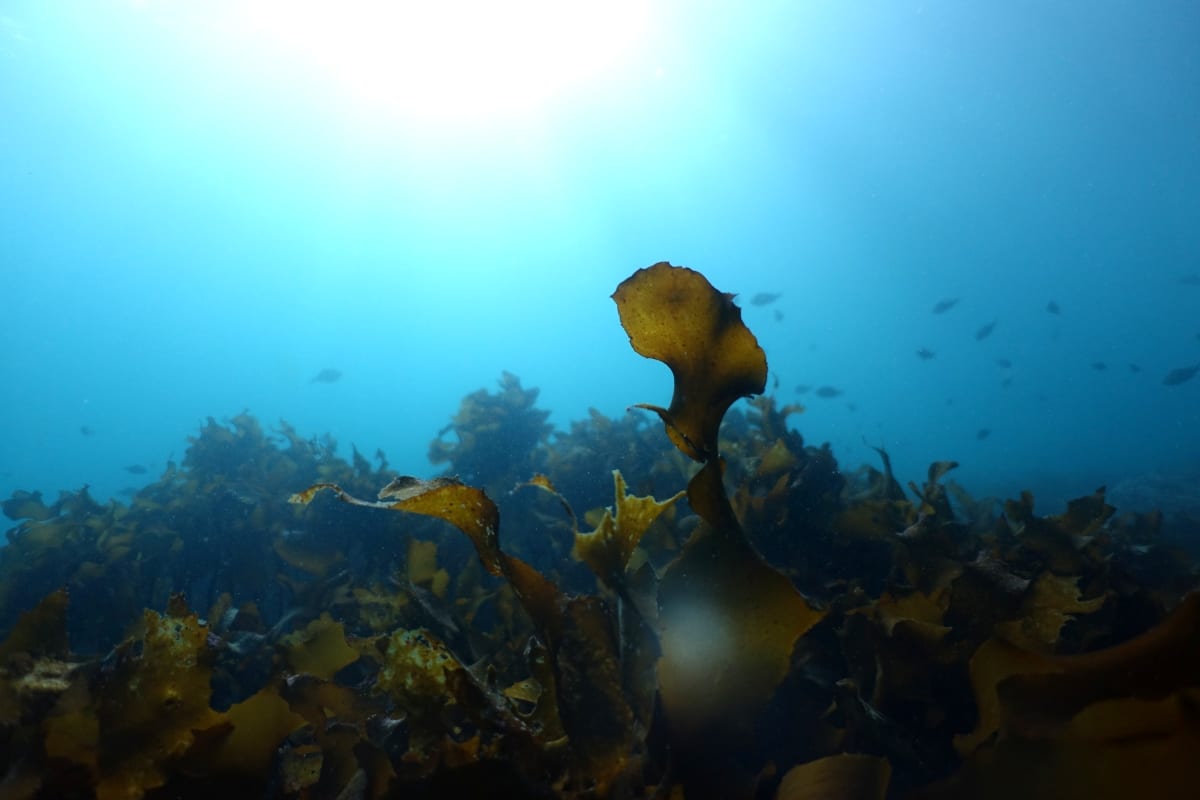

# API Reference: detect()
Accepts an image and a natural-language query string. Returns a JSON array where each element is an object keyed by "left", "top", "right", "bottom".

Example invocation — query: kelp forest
[{"left": 1, "top": 263, "right": 1198, "bottom": 799}]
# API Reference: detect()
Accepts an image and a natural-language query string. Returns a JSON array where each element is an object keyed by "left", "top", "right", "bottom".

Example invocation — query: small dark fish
[
  {"left": 773, "top": 308, "right": 784, "bottom": 322},
  {"left": 974, "top": 320, "right": 997, "bottom": 341},
  {"left": 1046, "top": 300, "right": 1061, "bottom": 314},
  {"left": 931, "top": 298, "right": 960, "bottom": 314},
  {"left": 846, "top": 402, "right": 858, "bottom": 412},
  {"left": 124, "top": 464, "right": 148, "bottom": 475},
  {"left": 815, "top": 386, "right": 843, "bottom": 398},
  {"left": 1091, "top": 362, "right": 1107, "bottom": 371},
  {"left": 916, "top": 347, "right": 936, "bottom": 361},
  {"left": 794, "top": 384, "right": 811, "bottom": 395},
  {"left": 1000, "top": 377, "right": 1013, "bottom": 389},
  {"left": 1128, "top": 363, "right": 1142, "bottom": 373},
  {"left": 750, "top": 292, "right": 782, "bottom": 306},
  {"left": 1162, "top": 363, "right": 1200, "bottom": 386},
  {"left": 79, "top": 425, "right": 94, "bottom": 436},
  {"left": 310, "top": 368, "right": 343, "bottom": 384},
  {"left": 1178, "top": 274, "right": 1200, "bottom": 286},
  {"left": 976, "top": 428, "right": 991, "bottom": 440},
  {"left": 995, "top": 357, "right": 1012, "bottom": 369}
]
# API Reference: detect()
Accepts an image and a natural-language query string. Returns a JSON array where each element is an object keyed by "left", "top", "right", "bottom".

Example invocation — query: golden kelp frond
[
  {"left": 407, "top": 538, "right": 451, "bottom": 598},
  {"left": 1052, "top": 486, "right": 1116, "bottom": 537},
  {"left": 0, "top": 587, "right": 69, "bottom": 661},
  {"left": 282, "top": 613, "right": 359, "bottom": 680},
  {"left": 290, "top": 477, "right": 504, "bottom": 577},
  {"left": 379, "top": 477, "right": 503, "bottom": 577},
  {"left": 42, "top": 599, "right": 228, "bottom": 799},
  {"left": 205, "top": 687, "right": 307, "bottom": 778},
  {"left": 372, "top": 626, "right": 534, "bottom": 771},
  {"left": 376, "top": 627, "right": 467, "bottom": 718},
  {"left": 755, "top": 438, "right": 800, "bottom": 477},
  {"left": 926, "top": 692, "right": 1200, "bottom": 800},
  {"left": 657, "top": 523, "right": 827, "bottom": 744},
  {"left": 0, "top": 489, "right": 56, "bottom": 522},
  {"left": 288, "top": 481, "right": 347, "bottom": 505},
  {"left": 611, "top": 264, "right": 829, "bottom": 797},
  {"left": 957, "top": 591, "right": 1200, "bottom": 755},
  {"left": 613, "top": 262, "right": 768, "bottom": 462},
  {"left": 994, "top": 572, "right": 1106, "bottom": 653},
  {"left": 657, "top": 527, "right": 825, "bottom": 729},
  {"left": 775, "top": 753, "right": 892, "bottom": 800},
  {"left": 908, "top": 460, "right": 959, "bottom": 517},
  {"left": 657, "top": 526, "right": 828, "bottom": 798},
  {"left": 518, "top": 473, "right": 579, "bottom": 532},
  {"left": 573, "top": 470, "right": 684, "bottom": 586},
  {"left": 273, "top": 535, "right": 345, "bottom": 577}
]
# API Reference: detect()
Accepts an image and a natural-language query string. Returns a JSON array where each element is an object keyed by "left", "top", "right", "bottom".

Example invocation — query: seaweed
[{"left": 0, "top": 262, "right": 1197, "bottom": 798}]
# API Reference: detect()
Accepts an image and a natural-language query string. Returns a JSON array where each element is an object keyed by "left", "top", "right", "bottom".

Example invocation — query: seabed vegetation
[{"left": 1, "top": 263, "right": 1198, "bottom": 799}]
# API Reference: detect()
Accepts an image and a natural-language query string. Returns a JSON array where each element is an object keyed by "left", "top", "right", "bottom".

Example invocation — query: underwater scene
[{"left": 2, "top": 2, "right": 1200, "bottom": 799}]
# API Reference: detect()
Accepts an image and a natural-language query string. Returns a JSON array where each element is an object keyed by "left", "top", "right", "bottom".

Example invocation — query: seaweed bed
[{"left": 2, "top": 263, "right": 1198, "bottom": 800}]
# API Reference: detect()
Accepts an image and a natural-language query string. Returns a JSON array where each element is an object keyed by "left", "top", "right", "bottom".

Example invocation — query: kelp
[
  {"left": 428, "top": 370, "right": 553, "bottom": 495},
  {"left": 0, "top": 262, "right": 1198, "bottom": 798}
]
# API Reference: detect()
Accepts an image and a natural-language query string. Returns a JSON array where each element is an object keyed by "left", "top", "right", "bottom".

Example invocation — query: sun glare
[{"left": 241, "top": 0, "right": 651, "bottom": 120}]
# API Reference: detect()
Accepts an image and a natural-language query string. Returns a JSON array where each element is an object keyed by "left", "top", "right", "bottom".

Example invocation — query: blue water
[{"left": 2, "top": 1, "right": 1198, "bottom": 512}]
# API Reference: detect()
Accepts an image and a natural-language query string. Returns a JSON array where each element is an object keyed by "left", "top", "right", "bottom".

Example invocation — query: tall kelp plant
[
  {"left": 291, "top": 262, "right": 833, "bottom": 798},
  {"left": 612, "top": 263, "right": 827, "bottom": 796}
]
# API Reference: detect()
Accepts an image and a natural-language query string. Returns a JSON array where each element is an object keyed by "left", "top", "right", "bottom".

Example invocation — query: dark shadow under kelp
[{"left": 0, "top": 263, "right": 1198, "bottom": 799}]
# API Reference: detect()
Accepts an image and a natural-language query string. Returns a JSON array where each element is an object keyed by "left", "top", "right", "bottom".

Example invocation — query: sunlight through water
[{"left": 238, "top": 0, "right": 652, "bottom": 121}]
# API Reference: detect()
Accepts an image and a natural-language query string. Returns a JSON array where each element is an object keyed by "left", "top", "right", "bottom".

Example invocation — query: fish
[
  {"left": 846, "top": 402, "right": 858, "bottom": 412},
  {"left": 794, "top": 384, "right": 811, "bottom": 395},
  {"left": 1001, "top": 377, "right": 1013, "bottom": 389},
  {"left": 976, "top": 428, "right": 991, "bottom": 440},
  {"left": 1046, "top": 300, "right": 1061, "bottom": 314},
  {"left": 815, "top": 386, "right": 843, "bottom": 398},
  {"left": 974, "top": 320, "right": 997, "bottom": 341},
  {"left": 310, "top": 368, "right": 343, "bottom": 384},
  {"left": 1091, "top": 362, "right": 1107, "bottom": 371},
  {"left": 931, "top": 298, "right": 960, "bottom": 314},
  {"left": 1129, "top": 363, "right": 1142, "bottom": 373},
  {"left": 916, "top": 348, "right": 936, "bottom": 361},
  {"left": 124, "top": 464, "right": 148, "bottom": 475},
  {"left": 1178, "top": 274, "right": 1200, "bottom": 286},
  {"left": 750, "top": 292, "right": 781, "bottom": 306},
  {"left": 1162, "top": 363, "right": 1200, "bottom": 386},
  {"left": 773, "top": 309, "right": 784, "bottom": 322},
  {"left": 79, "top": 425, "right": 94, "bottom": 436},
  {"left": 995, "top": 357, "right": 1013, "bottom": 369}
]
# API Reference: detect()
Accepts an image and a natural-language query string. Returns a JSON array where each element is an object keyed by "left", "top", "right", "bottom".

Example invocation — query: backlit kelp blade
[
  {"left": 614, "top": 262, "right": 827, "bottom": 798},
  {"left": 920, "top": 592, "right": 1200, "bottom": 799},
  {"left": 613, "top": 262, "right": 768, "bottom": 462}
]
